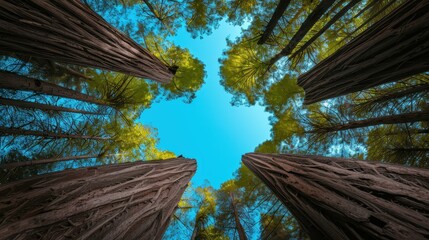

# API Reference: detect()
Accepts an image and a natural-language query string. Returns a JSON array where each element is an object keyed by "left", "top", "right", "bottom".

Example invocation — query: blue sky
[{"left": 139, "top": 21, "right": 271, "bottom": 189}]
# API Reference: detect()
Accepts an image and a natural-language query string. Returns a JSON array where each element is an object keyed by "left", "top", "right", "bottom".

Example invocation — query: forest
[{"left": 0, "top": 0, "right": 428, "bottom": 239}]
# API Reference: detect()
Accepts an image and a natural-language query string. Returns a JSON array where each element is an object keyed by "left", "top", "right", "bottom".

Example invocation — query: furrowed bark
[
  {"left": 258, "top": 0, "right": 292, "bottom": 45},
  {"left": 0, "top": 71, "right": 108, "bottom": 106},
  {"left": 308, "top": 111, "right": 429, "bottom": 133},
  {"left": 242, "top": 153, "right": 429, "bottom": 240},
  {"left": 0, "top": 127, "right": 111, "bottom": 140},
  {"left": 0, "top": 97, "right": 104, "bottom": 115},
  {"left": 298, "top": 0, "right": 429, "bottom": 104},
  {"left": 268, "top": 0, "right": 336, "bottom": 66},
  {"left": 0, "top": 0, "right": 173, "bottom": 83},
  {"left": 0, "top": 158, "right": 196, "bottom": 240}
]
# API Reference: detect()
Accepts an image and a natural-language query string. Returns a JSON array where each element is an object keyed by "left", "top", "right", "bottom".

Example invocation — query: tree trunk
[
  {"left": 0, "top": 0, "right": 173, "bottom": 83},
  {"left": 242, "top": 153, "right": 429, "bottom": 240},
  {"left": 0, "top": 154, "right": 102, "bottom": 169},
  {"left": 290, "top": 0, "right": 361, "bottom": 59},
  {"left": 308, "top": 111, "right": 429, "bottom": 133},
  {"left": 230, "top": 192, "right": 248, "bottom": 240},
  {"left": 0, "top": 71, "right": 108, "bottom": 106},
  {"left": 0, "top": 158, "right": 196, "bottom": 240},
  {"left": 298, "top": 1, "right": 429, "bottom": 104},
  {"left": 0, "top": 97, "right": 104, "bottom": 115},
  {"left": 257, "top": 0, "right": 292, "bottom": 45},
  {"left": 268, "top": 0, "right": 336, "bottom": 66},
  {"left": 0, "top": 127, "right": 110, "bottom": 141}
]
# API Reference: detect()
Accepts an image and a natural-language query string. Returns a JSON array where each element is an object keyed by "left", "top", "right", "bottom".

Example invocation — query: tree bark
[
  {"left": 298, "top": 0, "right": 429, "bottom": 104},
  {"left": 0, "top": 0, "right": 173, "bottom": 83},
  {"left": 257, "top": 0, "right": 292, "bottom": 45},
  {"left": 0, "top": 71, "right": 108, "bottom": 106},
  {"left": 308, "top": 110, "right": 429, "bottom": 133},
  {"left": 230, "top": 192, "right": 248, "bottom": 240},
  {"left": 0, "top": 154, "right": 101, "bottom": 169},
  {"left": 0, "top": 97, "right": 104, "bottom": 115},
  {"left": 242, "top": 153, "right": 429, "bottom": 240},
  {"left": 0, "top": 127, "right": 110, "bottom": 141},
  {"left": 290, "top": 0, "right": 361, "bottom": 59},
  {"left": 268, "top": 0, "right": 336, "bottom": 66},
  {"left": 0, "top": 158, "right": 196, "bottom": 240}
]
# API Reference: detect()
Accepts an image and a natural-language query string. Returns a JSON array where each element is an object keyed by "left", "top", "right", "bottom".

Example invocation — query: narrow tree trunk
[
  {"left": 230, "top": 192, "right": 248, "bottom": 240},
  {"left": 308, "top": 111, "right": 429, "bottom": 133},
  {"left": 190, "top": 217, "right": 200, "bottom": 240},
  {"left": 298, "top": 1, "right": 429, "bottom": 104},
  {"left": 0, "top": 158, "right": 196, "bottom": 240},
  {"left": 0, "top": 154, "right": 101, "bottom": 169},
  {"left": 0, "top": 71, "right": 108, "bottom": 106},
  {"left": 0, "top": 97, "right": 104, "bottom": 115},
  {"left": 257, "top": 0, "right": 292, "bottom": 45},
  {"left": 268, "top": 0, "right": 336, "bottom": 66},
  {"left": 290, "top": 0, "right": 361, "bottom": 59},
  {"left": 0, "top": 0, "right": 173, "bottom": 83},
  {"left": 242, "top": 153, "right": 429, "bottom": 240},
  {"left": 0, "top": 127, "right": 110, "bottom": 141}
]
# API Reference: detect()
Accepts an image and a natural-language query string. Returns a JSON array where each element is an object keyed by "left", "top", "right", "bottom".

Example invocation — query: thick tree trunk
[
  {"left": 0, "top": 154, "right": 101, "bottom": 169},
  {"left": 290, "top": 0, "right": 361, "bottom": 59},
  {"left": 230, "top": 192, "right": 248, "bottom": 240},
  {"left": 242, "top": 153, "right": 429, "bottom": 240},
  {"left": 257, "top": 0, "right": 292, "bottom": 45},
  {"left": 268, "top": 0, "right": 336, "bottom": 66},
  {"left": 0, "top": 0, "right": 173, "bottom": 83},
  {"left": 308, "top": 110, "right": 429, "bottom": 133},
  {"left": 0, "top": 71, "right": 108, "bottom": 106},
  {"left": 298, "top": 1, "right": 429, "bottom": 104},
  {"left": 0, "top": 97, "right": 104, "bottom": 115},
  {"left": 0, "top": 158, "right": 196, "bottom": 240},
  {"left": 0, "top": 127, "right": 110, "bottom": 140}
]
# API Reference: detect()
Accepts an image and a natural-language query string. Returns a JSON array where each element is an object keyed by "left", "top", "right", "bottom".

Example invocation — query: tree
[
  {"left": 258, "top": 0, "right": 292, "bottom": 45},
  {"left": 298, "top": 0, "right": 429, "bottom": 104},
  {"left": 243, "top": 153, "right": 429, "bottom": 239},
  {"left": 0, "top": 158, "right": 196, "bottom": 240},
  {"left": 190, "top": 186, "right": 217, "bottom": 240},
  {"left": 0, "top": 0, "right": 173, "bottom": 82}
]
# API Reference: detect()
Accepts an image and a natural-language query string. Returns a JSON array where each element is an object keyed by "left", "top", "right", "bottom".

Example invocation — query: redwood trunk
[
  {"left": 298, "top": 1, "right": 429, "bottom": 104},
  {"left": 242, "top": 153, "right": 429, "bottom": 240},
  {"left": 0, "top": 127, "right": 110, "bottom": 141},
  {"left": 258, "top": 0, "right": 291, "bottom": 45},
  {"left": 0, "top": 71, "right": 107, "bottom": 106},
  {"left": 0, "top": 158, "right": 196, "bottom": 240},
  {"left": 230, "top": 192, "right": 248, "bottom": 240},
  {"left": 0, "top": 97, "right": 104, "bottom": 115},
  {"left": 0, "top": 0, "right": 173, "bottom": 83},
  {"left": 268, "top": 0, "right": 336, "bottom": 65},
  {"left": 308, "top": 111, "right": 429, "bottom": 133}
]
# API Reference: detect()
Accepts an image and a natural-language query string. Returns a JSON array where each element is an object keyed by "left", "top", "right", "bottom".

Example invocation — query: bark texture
[
  {"left": 242, "top": 153, "right": 429, "bottom": 240},
  {"left": 0, "top": 71, "right": 107, "bottom": 106},
  {"left": 258, "top": 0, "right": 291, "bottom": 45},
  {"left": 0, "top": 0, "right": 173, "bottom": 83},
  {"left": 0, "top": 158, "right": 196, "bottom": 240},
  {"left": 298, "top": 0, "right": 429, "bottom": 104}
]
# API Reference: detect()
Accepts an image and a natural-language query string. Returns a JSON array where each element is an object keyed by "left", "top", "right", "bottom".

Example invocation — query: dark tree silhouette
[
  {"left": 0, "top": 158, "right": 196, "bottom": 240},
  {"left": 242, "top": 153, "right": 429, "bottom": 240},
  {"left": 0, "top": 0, "right": 173, "bottom": 83},
  {"left": 257, "top": 0, "right": 292, "bottom": 45},
  {"left": 298, "top": 0, "right": 429, "bottom": 104}
]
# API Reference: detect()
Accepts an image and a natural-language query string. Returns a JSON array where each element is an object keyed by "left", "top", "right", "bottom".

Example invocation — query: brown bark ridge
[
  {"left": 242, "top": 153, "right": 429, "bottom": 240},
  {"left": 0, "top": 97, "right": 104, "bottom": 115},
  {"left": 268, "top": 0, "right": 336, "bottom": 66},
  {"left": 298, "top": 0, "right": 429, "bottom": 104},
  {"left": 257, "top": 0, "right": 292, "bottom": 45},
  {"left": 0, "top": 71, "right": 108, "bottom": 106},
  {"left": 308, "top": 110, "right": 429, "bottom": 133},
  {"left": 0, "top": 158, "right": 196, "bottom": 240},
  {"left": 0, "top": 0, "right": 173, "bottom": 83}
]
